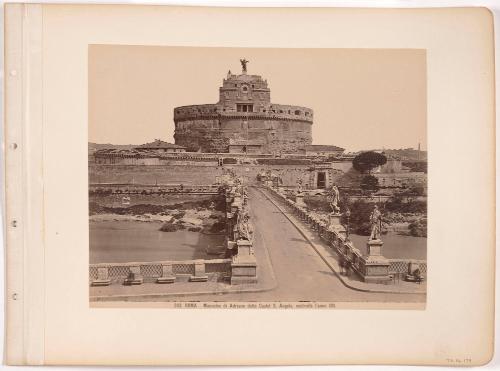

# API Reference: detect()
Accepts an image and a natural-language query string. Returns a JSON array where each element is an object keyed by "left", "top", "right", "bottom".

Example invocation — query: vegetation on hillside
[{"left": 352, "top": 151, "right": 387, "bottom": 174}]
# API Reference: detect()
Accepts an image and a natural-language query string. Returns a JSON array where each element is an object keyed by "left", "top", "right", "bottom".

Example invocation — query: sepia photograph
[{"left": 88, "top": 46, "right": 427, "bottom": 307}]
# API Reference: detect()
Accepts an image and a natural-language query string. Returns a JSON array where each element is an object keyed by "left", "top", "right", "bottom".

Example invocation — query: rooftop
[
  {"left": 305, "top": 145, "right": 345, "bottom": 152},
  {"left": 135, "top": 139, "right": 186, "bottom": 150}
]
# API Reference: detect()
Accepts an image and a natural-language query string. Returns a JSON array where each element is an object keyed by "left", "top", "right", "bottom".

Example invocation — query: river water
[
  {"left": 348, "top": 233, "right": 426, "bottom": 260},
  {"left": 90, "top": 221, "right": 425, "bottom": 264},
  {"left": 90, "top": 221, "right": 226, "bottom": 264}
]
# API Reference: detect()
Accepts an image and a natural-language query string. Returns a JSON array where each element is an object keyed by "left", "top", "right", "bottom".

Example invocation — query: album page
[{"left": 4, "top": 4, "right": 495, "bottom": 365}]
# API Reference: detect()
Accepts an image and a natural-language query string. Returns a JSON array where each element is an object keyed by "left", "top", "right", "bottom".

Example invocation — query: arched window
[{"left": 295, "top": 110, "right": 301, "bottom": 115}]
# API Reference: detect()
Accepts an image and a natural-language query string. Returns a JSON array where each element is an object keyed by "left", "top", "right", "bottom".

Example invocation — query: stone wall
[
  {"left": 174, "top": 105, "right": 313, "bottom": 153},
  {"left": 90, "top": 165, "right": 226, "bottom": 185},
  {"left": 89, "top": 164, "right": 347, "bottom": 188}
]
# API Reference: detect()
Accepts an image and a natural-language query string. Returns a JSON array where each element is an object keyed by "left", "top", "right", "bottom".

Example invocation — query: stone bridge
[{"left": 90, "top": 177, "right": 426, "bottom": 301}]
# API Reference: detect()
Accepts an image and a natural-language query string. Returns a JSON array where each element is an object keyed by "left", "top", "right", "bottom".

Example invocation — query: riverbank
[{"left": 89, "top": 194, "right": 229, "bottom": 263}]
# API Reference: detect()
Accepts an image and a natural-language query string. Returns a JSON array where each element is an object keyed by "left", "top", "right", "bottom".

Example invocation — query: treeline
[{"left": 303, "top": 194, "right": 427, "bottom": 237}]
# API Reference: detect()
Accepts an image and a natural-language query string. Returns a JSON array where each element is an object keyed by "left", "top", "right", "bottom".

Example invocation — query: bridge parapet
[
  {"left": 220, "top": 171, "right": 258, "bottom": 284},
  {"left": 89, "top": 258, "right": 232, "bottom": 286}
]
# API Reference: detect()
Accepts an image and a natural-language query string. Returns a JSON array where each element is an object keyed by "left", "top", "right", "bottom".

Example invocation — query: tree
[
  {"left": 360, "top": 175, "right": 380, "bottom": 192},
  {"left": 409, "top": 218, "right": 427, "bottom": 237},
  {"left": 352, "top": 151, "right": 387, "bottom": 174}
]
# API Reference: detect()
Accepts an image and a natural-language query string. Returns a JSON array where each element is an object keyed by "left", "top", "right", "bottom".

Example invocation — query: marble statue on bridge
[
  {"left": 296, "top": 178, "right": 303, "bottom": 195},
  {"left": 237, "top": 209, "right": 254, "bottom": 242},
  {"left": 327, "top": 184, "right": 341, "bottom": 214},
  {"left": 369, "top": 205, "right": 382, "bottom": 240}
]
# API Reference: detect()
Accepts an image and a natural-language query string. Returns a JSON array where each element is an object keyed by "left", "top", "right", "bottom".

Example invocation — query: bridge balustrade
[
  {"left": 89, "top": 259, "right": 232, "bottom": 286},
  {"left": 264, "top": 184, "right": 427, "bottom": 283}
]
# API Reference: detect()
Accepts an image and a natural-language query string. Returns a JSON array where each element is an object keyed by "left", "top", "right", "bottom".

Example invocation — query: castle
[{"left": 173, "top": 59, "right": 314, "bottom": 154}]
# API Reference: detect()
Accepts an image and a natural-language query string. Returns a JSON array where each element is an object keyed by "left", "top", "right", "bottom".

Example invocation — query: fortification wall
[
  {"left": 174, "top": 104, "right": 219, "bottom": 121},
  {"left": 174, "top": 117, "right": 229, "bottom": 153},
  {"left": 173, "top": 104, "right": 313, "bottom": 121},
  {"left": 90, "top": 165, "right": 226, "bottom": 185},
  {"left": 174, "top": 106, "right": 313, "bottom": 153},
  {"left": 89, "top": 164, "right": 347, "bottom": 188}
]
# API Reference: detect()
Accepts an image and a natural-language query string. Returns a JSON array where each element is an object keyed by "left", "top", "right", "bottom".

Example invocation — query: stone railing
[
  {"left": 388, "top": 259, "right": 427, "bottom": 276},
  {"left": 264, "top": 184, "right": 427, "bottom": 284},
  {"left": 89, "top": 183, "right": 221, "bottom": 195},
  {"left": 221, "top": 176, "right": 258, "bottom": 285},
  {"left": 89, "top": 259, "right": 232, "bottom": 286}
]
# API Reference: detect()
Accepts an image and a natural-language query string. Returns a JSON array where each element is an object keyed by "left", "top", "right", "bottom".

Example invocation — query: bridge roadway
[{"left": 168, "top": 187, "right": 425, "bottom": 303}]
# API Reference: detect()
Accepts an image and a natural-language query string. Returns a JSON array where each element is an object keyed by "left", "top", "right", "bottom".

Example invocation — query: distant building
[
  {"left": 135, "top": 139, "right": 186, "bottom": 153},
  {"left": 374, "top": 172, "right": 427, "bottom": 188},
  {"left": 304, "top": 144, "right": 344, "bottom": 157}
]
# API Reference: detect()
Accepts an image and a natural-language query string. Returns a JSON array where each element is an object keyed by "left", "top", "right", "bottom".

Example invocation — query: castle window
[
  {"left": 252, "top": 85, "right": 254, "bottom": 88},
  {"left": 279, "top": 110, "right": 283, "bottom": 113},
  {"left": 234, "top": 84, "right": 237, "bottom": 87},
  {"left": 237, "top": 104, "right": 253, "bottom": 113},
  {"left": 295, "top": 110, "right": 301, "bottom": 115}
]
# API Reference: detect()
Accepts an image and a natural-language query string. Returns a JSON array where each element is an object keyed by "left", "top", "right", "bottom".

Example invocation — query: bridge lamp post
[{"left": 345, "top": 208, "right": 351, "bottom": 242}]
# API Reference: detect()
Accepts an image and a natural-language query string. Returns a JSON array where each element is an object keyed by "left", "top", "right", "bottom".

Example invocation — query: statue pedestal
[
  {"left": 92, "top": 267, "right": 111, "bottom": 286},
  {"left": 189, "top": 260, "right": 208, "bottom": 282},
  {"left": 231, "top": 239, "right": 257, "bottom": 285},
  {"left": 295, "top": 193, "right": 306, "bottom": 207},
  {"left": 362, "top": 239, "right": 390, "bottom": 283},
  {"left": 327, "top": 213, "right": 346, "bottom": 238},
  {"left": 367, "top": 238, "right": 384, "bottom": 256},
  {"left": 157, "top": 263, "right": 176, "bottom": 284},
  {"left": 328, "top": 213, "right": 341, "bottom": 227},
  {"left": 124, "top": 266, "right": 143, "bottom": 285}
]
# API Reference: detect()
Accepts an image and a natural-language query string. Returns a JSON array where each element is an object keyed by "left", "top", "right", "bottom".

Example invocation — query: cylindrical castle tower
[{"left": 173, "top": 61, "right": 313, "bottom": 154}]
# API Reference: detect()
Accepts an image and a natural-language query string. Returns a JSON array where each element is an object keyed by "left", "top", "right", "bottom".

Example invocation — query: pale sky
[{"left": 89, "top": 46, "right": 426, "bottom": 152}]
